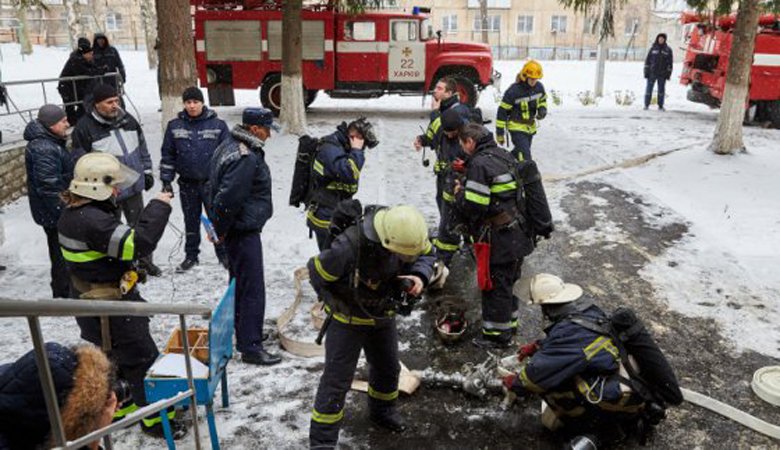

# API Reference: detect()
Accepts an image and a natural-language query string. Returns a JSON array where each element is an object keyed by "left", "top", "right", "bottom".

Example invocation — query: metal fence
[
  {"left": 0, "top": 298, "right": 213, "bottom": 450},
  {"left": 493, "top": 46, "right": 646, "bottom": 61}
]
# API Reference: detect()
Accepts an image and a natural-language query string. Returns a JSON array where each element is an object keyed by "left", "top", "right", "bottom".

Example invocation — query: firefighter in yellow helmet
[
  {"left": 307, "top": 202, "right": 436, "bottom": 448},
  {"left": 495, "top": 60, "right": 548, "bottom": 161}
]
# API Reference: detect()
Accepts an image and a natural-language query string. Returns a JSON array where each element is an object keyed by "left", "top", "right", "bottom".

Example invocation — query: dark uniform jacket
[
  {"left": 208, "top": 125, "right": 273, "bottom": 238},
  {"left": 57, "top": 51, "right": 101, "bottom": 104},
  {"left": 454, "top": 133, "right": 553, "bottom": 264},
  {"left": 512, "top": 304, "right": 644, "bottom": 417},
  {"left": 308, "top": 209, "right": 436, "bottom": 322},
  {"left": 434, "top": 132, "right": 467, "bottom": 204},
  {"left": 159, "top": 107, "right": 229, "bottom": 183},
  {"left": 307, "top": 126, "right": 365, "bottom": 228},
  {"left": 496, "top": 79, "right": 547, "bottom": 137},
  {"left": 419, "top": 96, "right": 472, "bottom": 148},
  {"left": 644, "top": 34, "right": 673, "bottom": 80},
  {"left": 58, "top": 199, "right": 171, "bottom": 285},
  {"left": 24, "top": 120, "right": 74, "bottom": 228},
  {"left": 71, "top": 109, "right": 152, "bottom": 201},
  {"left": 92, "top": 33, "right": 126, "bottom": 83}
]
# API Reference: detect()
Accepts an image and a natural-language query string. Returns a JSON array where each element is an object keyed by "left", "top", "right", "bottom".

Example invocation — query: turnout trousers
[
  {"left": 509, "top": 131, "right": 534, "bottom": 162},
  {"left": 310, "top": 318, "right": 400, "bottom": 449},
  {"left": 433, "top": 178, "right": 460, "bottom": 266},
  {"left": 481, "top": 260, "right": 522, "bottom": 343}
]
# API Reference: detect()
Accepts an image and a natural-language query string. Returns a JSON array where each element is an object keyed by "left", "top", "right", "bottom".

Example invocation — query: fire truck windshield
[{"left": 420, "top": 18, "right": 435, "bottom": 40}]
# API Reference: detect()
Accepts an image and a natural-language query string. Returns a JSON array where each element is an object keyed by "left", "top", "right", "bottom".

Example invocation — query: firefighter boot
[{"left": 368, "top": 398, "right": 407, "bottom": 433}]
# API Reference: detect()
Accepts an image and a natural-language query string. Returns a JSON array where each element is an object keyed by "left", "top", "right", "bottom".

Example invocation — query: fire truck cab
[
  {"left": 193, "top": 1, "right": 498, "bottom": 115},
  {"left": 680, "top": 13, "right": 780, "bottom": 127}
]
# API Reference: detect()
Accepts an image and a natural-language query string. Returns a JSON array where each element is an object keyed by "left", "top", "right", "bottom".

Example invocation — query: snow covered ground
[{"left": 1, "top": 44, "right": 779, "bottom": 448}]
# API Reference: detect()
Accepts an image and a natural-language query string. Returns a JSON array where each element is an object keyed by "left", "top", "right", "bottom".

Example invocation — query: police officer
[
  {"left": 503, "top": 273, "right": 679, "bottom": 448},
  {"left": 160, "top": 86, "right": 229, "bottom": 271},
  {"left": 306, "top": 118, "right": 377, "bottom": 250},
  {"left": 57, "top": 153, "right": 186, "bottom": 439},
  {"left": 208, "top": 107, "right": 281, "bottom": 366},
  {"left": 496, "top": 60, "right": 548, "bottom": 161},
  {"left": 453, "top": 124, "right": 553, "bottom": 348},
  {"left": 308, "top": 205, "right": 436, "bottom": 449}
]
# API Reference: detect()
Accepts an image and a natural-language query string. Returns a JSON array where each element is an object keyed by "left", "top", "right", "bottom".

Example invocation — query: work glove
[
  {"left": 452, "top": 158, "right": 466, "bottom": 173},
  {"left": 161, "top": 181, "right": 173, "bottom": 194},
  {"left": 496, "top": 135, "right": 505, "bottom": 146},
  {"left": 537, "top": 108, "right": 547, "bottom": 120},
  {"left": 144, "top": 174, "right": 155, "bottom": 191},
  {"left": 502, "top": 374, "right": 518, "bottom": 391},
  {"left": 517, "top": 340, "right": 540, "bottom": 362}
]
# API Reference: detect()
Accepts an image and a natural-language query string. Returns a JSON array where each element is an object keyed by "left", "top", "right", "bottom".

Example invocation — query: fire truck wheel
[
  {"left": 260, "top": 73, "right": 283, "bottom": 117},
  {"left": 452, "top": 76, "right": 478, "bottom": 108},
  {"left": 764, "top": 100, "right": 780, "bottom": 128},
  {"left": 305, "top": 90, "right": 319, "bottom": 108}
]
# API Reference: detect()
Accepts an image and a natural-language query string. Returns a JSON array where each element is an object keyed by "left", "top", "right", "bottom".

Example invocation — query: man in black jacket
[
  {"left": 24, "top": 104, "right": 74, "bottom": 298},
  {"left": 57, "top": 152, "right": 186, "bottom": 439},
  {"left": 208, "top": 107, "right": 281, "bottom": 366},
  {"left": 58, "top": 37, "right": 100, "bottom": 126},
  {"left": 93, "top": 33, "right": 126, "bottom": 85},
  {"left": 644, "top": 33, "right": 674, "bottom": 111}
]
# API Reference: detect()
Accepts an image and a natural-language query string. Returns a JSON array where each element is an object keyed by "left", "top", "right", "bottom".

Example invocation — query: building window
[
  {"left": 442, "top": 14, "right": 458, "bottom": 34},
  {"left": 473, "top": 15, "right": 500, "bottom": 32},
  {"left": 105, "top": 12, "right": 122, "bottom": 32},
  {"left": 583, "top": 16, "right": 598, "bottom": 35},
  {"left": 516, "top": 15, "right": 533, "bottom": 34},
  {"left": 551, "top": 15, "right": 567, "bottom": 33},
  {"left": 625, "top": 18, "right": 640, "bottom": 36}
]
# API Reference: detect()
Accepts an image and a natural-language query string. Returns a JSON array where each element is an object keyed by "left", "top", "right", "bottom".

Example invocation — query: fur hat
[{"left": 60, "top": 345, "right": 112, "bottom": 442}]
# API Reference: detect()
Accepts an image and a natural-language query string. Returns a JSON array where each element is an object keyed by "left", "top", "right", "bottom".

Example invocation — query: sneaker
[
  {"left": 242, "top": 349, "right": 282, "bottom": 366},
  {"left": 176, "top": 258, "right": 199, "bottom": 272},
  {"left": 472, "top": 336, "right": 512, "bottom": 350},
  {"left": 140, "top": 261, "right": 163, "bottom": 277},
  {"left": 141, "top": 419, "right": 187, "bottom": 440}
]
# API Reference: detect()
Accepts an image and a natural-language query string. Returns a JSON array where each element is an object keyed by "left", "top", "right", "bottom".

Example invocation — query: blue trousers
[
  {"left": 226, "top": 232, "right": 266, "bottom": 355},
  {"left": 510, "top": 131, "right": 534, "bottom": 161},
  {"left": 645, "top": 77, "right": 666, "bottom": 108},
  {"left": 179, "top": 179, "right": 226, "bottom": 261}
]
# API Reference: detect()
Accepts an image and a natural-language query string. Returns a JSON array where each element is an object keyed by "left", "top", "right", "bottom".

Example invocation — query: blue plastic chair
[{"left": 145, "top": 280, "right": 235, "bottom": 450}]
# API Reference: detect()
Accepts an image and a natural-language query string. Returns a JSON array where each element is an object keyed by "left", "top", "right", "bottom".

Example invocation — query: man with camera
[
  {"left": 308, "top": 204, "right": 435, "bottom": 449},
  {"left": 306, "top": 118, "right": 378, "bottom": 250}
]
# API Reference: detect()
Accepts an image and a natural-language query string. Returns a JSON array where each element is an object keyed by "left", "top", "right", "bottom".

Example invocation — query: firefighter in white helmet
[
  {"left": 308, "top": 203, "right": 436, "bottom": 448},
  {"left": 56, "top": 153, "right": 187, "bottom": 440}
]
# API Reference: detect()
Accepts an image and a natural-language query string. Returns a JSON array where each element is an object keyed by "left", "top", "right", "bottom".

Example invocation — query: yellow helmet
[
  {"left": 373, "top": 205, "right": 431, "bottom": 256},
  {"left": 518, "top": 60, "right": 543, "bottom": 82},
  {"left": 69, "top": 153, "right": 127, "bottom": 201}
]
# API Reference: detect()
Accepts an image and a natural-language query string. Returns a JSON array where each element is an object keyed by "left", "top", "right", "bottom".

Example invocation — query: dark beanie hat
[
  {"left": 77, "top": 37, "right": 92, "bottom": 54},
  {"left": 37, "top": 104, "right": 67, "bottom": 127},
  {"left": 92, "top": 84, "right": 118, "bottom": 104},
  {"left": 441, "top": 108, "right": 465, "bottom": 132},
  {"left": 182, "top": 86, "right": 205, "bottom": 103}
]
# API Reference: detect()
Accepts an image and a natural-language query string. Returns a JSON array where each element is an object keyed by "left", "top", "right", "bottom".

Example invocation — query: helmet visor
[{"left": 111, "top": 163, "right": 140, "bottom": 192}]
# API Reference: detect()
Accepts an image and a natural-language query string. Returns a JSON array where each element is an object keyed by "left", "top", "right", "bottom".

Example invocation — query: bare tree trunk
[
  {"left": 594, "top": 0, "right": 608, "bottom": 97},
  {"left": 14, "top": 1, "right": 33, "bottom": 55},
  {"left": 280, "top": 0, "right": 306, "bottom": 135},
  {"left": 92, "top": 0, "right": 106, "bottom": 34},
  {"left": 156, "top": 0, "right": 196, "bottom": 131},
  {"left": 479, "top": 0, "right": 489, "bottom": 44},
  {"left": 709, "top": 0, "right": 761, "bottom": 155},
  {"left": 140, "top": 0, "right": 158, "bottom": 69},
  {"left": 64, "top": 0, "right": 82, "bottom": 49}
]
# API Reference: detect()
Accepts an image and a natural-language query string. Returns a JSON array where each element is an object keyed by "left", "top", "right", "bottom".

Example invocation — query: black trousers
[
  {"left": 433, "top": 181, "right": 460, "bottom": 266},
  {"left": 178, "top": 178, "right": 226, "bottom": 261},
  {"left": 310, "top": 318, "right": 400, "bottom": 449},
  {"left": 481, "top": 260, "right": 522, "bottom": 342},
  {"left": 43, "top": 226, "right": 70, "bottom": 298},
  {"left": 116, "top": 193, "right": 153, "bottom": 267},
  {"left": 226, "top": 232, "right": 266, "bottom": 355}
]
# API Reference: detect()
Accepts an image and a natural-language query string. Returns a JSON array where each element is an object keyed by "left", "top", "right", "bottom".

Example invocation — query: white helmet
[
  {"left": 516, "top": 273, "right": 583, "bottom": 305},
  {"left": 69, "top": 153, "right": 136, "bottom": 201}
]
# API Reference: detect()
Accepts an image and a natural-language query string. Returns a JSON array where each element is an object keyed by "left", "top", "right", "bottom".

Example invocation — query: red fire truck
[
  {"left": 191, "top": 1, "right": 499, "bottom": 115},
  {"left": 680, "top": 12, "right": 780, "bottom": 126}
]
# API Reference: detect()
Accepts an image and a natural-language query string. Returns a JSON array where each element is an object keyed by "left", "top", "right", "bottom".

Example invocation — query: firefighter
[
  {"left": 308, "top": 204, "right": 436, "bottom": 449},
  {"left": 496, "top": 60, "right": 548, "bottom": 161},
  {"left": 208, "top": 107, "right": 282, "bottom": 366},
  {"left": 72, "top": 83, "right": 161, "bottom": 276},
  {"left": 160, "top": 86, "right": 229, "bottom": 271},
  {"left": 56, "top": 152, "right": 187, "bottom": 439},
  {"left": 453, "top": 124, "right": 553, "bottom": 349},
  {"left": 430, "top": 108, "right": 469, "bottom": 267},
  {"left": 306, "top": 118, "right": 378, "bottom": 250},
  {"left": 413, "top": 76, "right": 472, "bottom": 153},
  {"left": 503, "top": 274, "right": 674, "bottom": 448}
]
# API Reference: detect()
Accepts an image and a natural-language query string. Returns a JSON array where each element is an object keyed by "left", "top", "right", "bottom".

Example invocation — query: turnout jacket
[
  {"left": 92, "top": 33, "right": 126, "bottom": 83},
  {"left": 496, "top": 79, "right": 547, "bottom": 137},
  {"left": 24, "top": 120, "right": 74, "bottom": 228},
  {"left": 418, "top": 96, "right": 472, "bottom": 148},
  {"left": 71, "top": 109, "right": 152, "bottom": 201},
  {"left": 57, "top": 199, "right": 171, "bottom": 284},
  {"left": 160, "top": 107, "right": 229, "bottom": 183},
  {"left": 307, "top": 209, "right": 436, "bottom": 322},
  {"left": 510, "top": 304, "right": 644, "bottom": 416},
  {"left": 454, "top": 133, "right": 553, "bottom": 263},
  {"left": 208, "top": 125, "right": 273, "bottom": 238},
  {"left": 644, "top": 34, "right": 673, "bottom": 80}
]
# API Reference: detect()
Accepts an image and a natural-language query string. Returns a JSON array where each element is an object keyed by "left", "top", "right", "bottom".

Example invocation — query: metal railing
[{"left": 0, "top": 298, "right": 213, "bottom": 450}]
